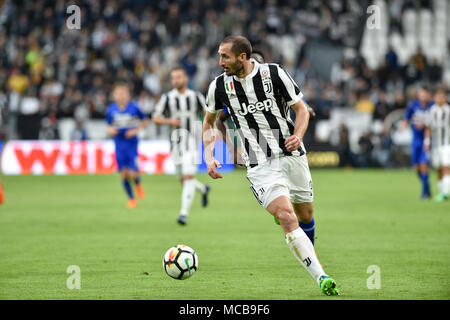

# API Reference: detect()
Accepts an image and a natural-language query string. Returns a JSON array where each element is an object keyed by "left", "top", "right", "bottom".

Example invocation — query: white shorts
[
  {"left": 246, "top": 155, "right": 313, "bottom": 209},
  {"left": 431, "top": 145, "right": 450, "bottom": 168},
  {"left": 173, "top": 150, "right": 198, "bottom": 179}
]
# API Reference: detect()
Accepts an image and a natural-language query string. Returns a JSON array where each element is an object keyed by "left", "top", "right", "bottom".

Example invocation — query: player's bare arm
[
  {"left": 400, "top": 118, "right": 409, "bottom": 131},
  {"left": 106, "top": 125, "right": 119, "bottom": 136},
  {"left": 203, "top": 111, "right": 222, "bottom": 179},
  {"left": 424, "top": 125, "right": 431, "bottom": 151},
  {"left": 152, "top": 115, "right": 180, "bottom": 128},
  {"left": 215, "top": 110, "right": 228, "bottom": 143},
  {"left": 306, "top": 103, "right": 316, "bottom": 120},
  {"left": 125, "top": 118, "right": 149, "bottom": 138},
  {"left": 285, "top": 99, "right": 310, "bottom": 152}
]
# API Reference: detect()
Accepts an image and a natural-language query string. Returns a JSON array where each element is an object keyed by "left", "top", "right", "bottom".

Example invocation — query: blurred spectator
[
  {"left": 372, "top": 130, "right": 393, "bottom": 168},
  {"left": 70, "top": 120, "right": 88, "bottom": 141},
  {"left": 356, "top": 131, "right": 374, "bottom": 167},
  {"left": 337, "top": 123, "right": 356, "bottom": 167},
  {"left": 17, "top": 87, "right": 40, "bottom": 139},
  {"left": 426, "top": 58, "right": 442, "bottom": 83},
  {"left": 385, "top": 45, "right": 398, "bottom": 71},
  {"left": 393, "top": 91, "right": 406, "bottom": 110},
  {"left": 165, "top": 3, "right": 182, "bottom": 44},
  {"left": 355, "top": 92, "right": 375, "bottom": 114},
  {"left": 374, "top": 91, "right": 394, "bottom": 120},
  {"left": 7, "top": 68, "right": 29, "bottom": 95}
]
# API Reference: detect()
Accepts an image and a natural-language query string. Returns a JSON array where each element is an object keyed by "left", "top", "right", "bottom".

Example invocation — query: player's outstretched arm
[
  {"left": 152, "top": 115, "right": 180, "bottom": 128},
  {"left": 125, "top": 118, "right": 149, "bottom": 138},
  {"left": 285, "top": 99, "right": 310, "bottom": 152},
  {"left": 203, "top": 111, "right": 222, "bottom": 179}
]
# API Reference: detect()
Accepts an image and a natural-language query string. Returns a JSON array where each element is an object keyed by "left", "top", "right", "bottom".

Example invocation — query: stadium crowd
[{"left": 0, "top": 0, "right": 448, "bottom": 167}]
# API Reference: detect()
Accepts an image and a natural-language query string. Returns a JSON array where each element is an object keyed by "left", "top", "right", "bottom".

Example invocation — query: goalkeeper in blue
[{"left": 106, "top": 83, "right": 149, "bottom": 209}]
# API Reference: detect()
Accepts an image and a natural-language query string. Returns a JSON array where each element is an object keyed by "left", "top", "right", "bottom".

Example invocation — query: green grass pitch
[{"left": 0, "top": 169, "right": 449, "bottom": 300}]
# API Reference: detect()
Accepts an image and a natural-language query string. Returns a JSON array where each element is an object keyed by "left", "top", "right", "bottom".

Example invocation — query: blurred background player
[
  {"left": 106, "top": 83, "right": 149, "bottom": 209},
  {"left": 0, "top": 113, "right": 3, "bottom": 205},
  {"left": 400, "top": 86, "right": 434, "bottom": 199},
  {"left": 0, "top": 181, "right": 4, "bottom": 205},
  {"left": 153, "top": 67, "right": 210, "bottom": 225},
  {"left": 215, "top": 49, "right": 318, "bottom": 245},
  {"left": 424, "top": 88, "right": 450, "bottom": 202}
]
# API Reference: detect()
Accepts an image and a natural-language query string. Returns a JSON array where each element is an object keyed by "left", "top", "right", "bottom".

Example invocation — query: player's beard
[
  {"left": 225, "top": 60, "right": 244, "bottom": 77},
  {"left": 174, "top": 83, "right": 187, "bottom": 92}
]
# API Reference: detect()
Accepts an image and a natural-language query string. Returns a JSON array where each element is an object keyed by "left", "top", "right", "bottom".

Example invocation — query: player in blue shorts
[
  {"left": 106, "top": 83, "right": 149, "bottom": 209},
  {"left": 401, "top": 86, "right": 434, "bottom": 199}
]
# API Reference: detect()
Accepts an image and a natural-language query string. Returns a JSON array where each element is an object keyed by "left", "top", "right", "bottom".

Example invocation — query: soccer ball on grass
[{"left": 163, "top": 245, "right": 198, "bottom": 280}]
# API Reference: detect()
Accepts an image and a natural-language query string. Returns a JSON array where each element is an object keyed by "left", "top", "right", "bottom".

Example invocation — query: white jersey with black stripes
[
  {"left": 154, "top": 88, "right": 206, "bottom": 157},
  {"left": 426, "top": 103, "right": 450, "bottom": 149},
  {"left": 206, "top": 58, "right": 305, "bottom": 169}
]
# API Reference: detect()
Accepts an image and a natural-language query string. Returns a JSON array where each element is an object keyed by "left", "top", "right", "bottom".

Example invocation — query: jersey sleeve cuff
[
  {"left": 286, "top": 92, "right": 304, "bottom": 107},
  {"left": 206, "top": 106, "right": 217, "bottom": 114}
]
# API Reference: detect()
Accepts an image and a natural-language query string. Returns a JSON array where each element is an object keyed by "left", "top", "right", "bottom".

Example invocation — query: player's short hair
[
  {"left": 170, "top": 66, "right": 188, "bottom": 75},
  {"left": 418, "top": 84, "right": 430, "bottom": 92},
  {"left": 434, "top": 86, "right": 447, "bottom": 95},
  {"left": 112, "top": 81, "right": 130, "bottom": 91},
  {"left": 220, "top": 36, "right": 252, "bottom": 60}
]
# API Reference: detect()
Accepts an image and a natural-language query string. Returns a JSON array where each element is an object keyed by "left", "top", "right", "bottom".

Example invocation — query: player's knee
[
  {"left": 275, "top": 209, "right": 297, "bottom": 226},
  {"left": 128, "top": 170, "right": 137, "bottom": 180}
]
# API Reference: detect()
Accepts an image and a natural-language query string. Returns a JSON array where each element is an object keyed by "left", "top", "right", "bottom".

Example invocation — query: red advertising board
[{"left": 1, "top": 140, "right": 175, "bottom": 175}]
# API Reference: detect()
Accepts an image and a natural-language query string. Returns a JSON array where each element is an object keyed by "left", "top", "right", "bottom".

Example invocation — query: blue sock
[
  {"left": 420, "top": 173, "right": 430, "bottom": 197},
  {"left": 122, "top": 179, "right": 134, "bottom": 199},
  {"left": 134, "top": 176, "right": 141, "bottom": 185},
  {"left": 299, "top": 218, "right": 315, "bottom": 246}
]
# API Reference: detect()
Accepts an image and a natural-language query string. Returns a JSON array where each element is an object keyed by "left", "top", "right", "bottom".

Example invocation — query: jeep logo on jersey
[{"left": 238, "top": 99, "right": 273, "bottom": 116}]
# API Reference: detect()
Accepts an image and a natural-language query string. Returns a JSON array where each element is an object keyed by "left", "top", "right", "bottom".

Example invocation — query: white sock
[
  {"left": 285, "top": 227, "right": 326, "bottom": 285},
  {"left": 442, "top": 175, "right": 450, "bottom": 195},
  {"left": 193, "top": 179, "right": 206, "bottom": 193},
  {"left": 180, "top": 179, "right": 196, "bottom": 216},
  {"left": 437, "top": 179, "right": 443, "bottom": 194}
]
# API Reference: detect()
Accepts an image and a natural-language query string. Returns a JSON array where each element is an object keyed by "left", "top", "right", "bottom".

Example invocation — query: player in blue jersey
[
  {"left": 106, "top": 83, "right": 149, "bottom": 209},
  {"left": 400, "top": 86, "right": 434, "bottom": 199}
]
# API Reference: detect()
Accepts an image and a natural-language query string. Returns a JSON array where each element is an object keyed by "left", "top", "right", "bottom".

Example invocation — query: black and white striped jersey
[
  {"left": 206, "top": 58, "right": 305, "bottom": 169},
  {"left": 426, "top": 103, "right": 450, "bottom": 148},
  {"left": 154, "top": 88, "right": 206, "bottom": 155}
]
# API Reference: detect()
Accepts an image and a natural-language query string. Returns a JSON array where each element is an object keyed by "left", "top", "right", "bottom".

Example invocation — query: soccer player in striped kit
[
  {"left": 424, "top": 88, "right": 450, "bottom": 202},
  {"left": 216, "top": 49, "right": 318, "bottom": 244},
  {"left": 153, "top": 67, "right": 210, "bottom": 225},
  {"left": 202, "top": 36, "right": 339, "bottom": 296}
]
